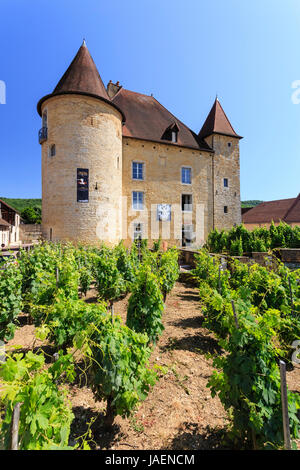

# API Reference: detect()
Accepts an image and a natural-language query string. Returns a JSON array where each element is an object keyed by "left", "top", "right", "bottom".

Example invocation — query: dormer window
[{"left": 162, "top": 122, "right": 179, "bottom": 143}]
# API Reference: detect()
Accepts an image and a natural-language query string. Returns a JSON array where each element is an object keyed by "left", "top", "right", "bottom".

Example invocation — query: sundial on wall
[{"left": 157, "top": 204, "right": 171, "bottom": 221}]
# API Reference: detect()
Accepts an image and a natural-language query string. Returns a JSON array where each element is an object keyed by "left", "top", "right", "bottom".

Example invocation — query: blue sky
[{"left": 0, "top": 0, "right": 300, "bottom": 201}]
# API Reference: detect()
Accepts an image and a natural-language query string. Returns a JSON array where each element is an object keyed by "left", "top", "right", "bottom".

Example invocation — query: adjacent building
[
  {"left": 37, "top": 41, "right": 242, "bottom": 247},
  {"left": 242, "top": 194, "right": 300, "bottom": 230},
  {"left": 0, "top": 199, "right": 21, "bottom": 247}
]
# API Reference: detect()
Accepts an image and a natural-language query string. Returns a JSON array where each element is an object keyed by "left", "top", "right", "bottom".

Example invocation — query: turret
[
  {"left": 37, "top": 41, "right": 125, "bottom": 245},
  {"left": 199, "top": 98, "right": 242, "bottom": 230}
]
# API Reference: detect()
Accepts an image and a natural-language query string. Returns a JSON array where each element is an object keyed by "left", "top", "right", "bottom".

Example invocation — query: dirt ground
[{"left": 6, "top": 279, "right": 300, "bottom": 450}]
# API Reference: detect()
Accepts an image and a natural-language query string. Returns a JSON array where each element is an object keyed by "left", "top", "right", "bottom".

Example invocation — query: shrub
[
  {"left": 0, "top": 351, "right": 75, "bottom": 450},
  {"left": 126, "top": 265, "right": 164, "bottom": 344},
  {"left": 0, "top": 260, "right": 22, "bottom": 341},
  {"left": 90, "top": 316, "right": 158, "bottom": 427}
]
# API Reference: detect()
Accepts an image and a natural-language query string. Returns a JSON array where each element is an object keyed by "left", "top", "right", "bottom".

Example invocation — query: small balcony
[{"left": 39, "top": 127, "right": 48, "bottom": 144}]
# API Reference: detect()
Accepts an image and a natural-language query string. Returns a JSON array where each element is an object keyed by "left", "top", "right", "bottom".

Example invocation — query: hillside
[
  {"left": 0, "top": 198, "right": 42, "bottom": 212},
  {"left": 241, "top": 200, "right": 263, "bottom": 208},
  {"left": 1, "top": 197, "right": 262, "bottom": 212}
]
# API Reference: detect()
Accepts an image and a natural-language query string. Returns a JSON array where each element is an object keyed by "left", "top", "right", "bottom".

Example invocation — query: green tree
[{"left": 21, "top": 206, "right": 41, "bottom": 224}]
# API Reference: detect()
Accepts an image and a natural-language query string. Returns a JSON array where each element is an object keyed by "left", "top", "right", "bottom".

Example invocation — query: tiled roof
[
  {"left": 198, "top": 98, "right": 242, "bottom": 140},
  {"left": 242, "top": 194, "right": 300, "bottom": 224},
  {"left": 0, "top": 217, "right": 10, "bottom": 227},
  {"left": 112, "top": 88, "right": 212, "bottom": 151},
  {"left": 37, "top": 42, "right": 125, "bottom": 120}
]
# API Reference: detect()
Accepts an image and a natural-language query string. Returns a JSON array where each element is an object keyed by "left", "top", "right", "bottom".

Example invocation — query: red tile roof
[
  {"left": 0, "top": 217, "right": 10, "bottom": 228},
  {"left": 284, "top": 194, "right": 300, "bottom": 223},
  {"left": 242, "top": 194, "right": 300, "bottom": 224},
  {"left": 112, "top": 88, "right": 212, "bottom": 151},
  {"left": 198, "top": 98, "right": 242, "bottom": 140},
  {"left": 37, "top": 42, "right": 125, "bottom": 121},
  {"left": 0, "top": 199, "right": 19, "bottom": 214},
  {"left": 52, "top": 41, "right": 109, "bottom": 100}
]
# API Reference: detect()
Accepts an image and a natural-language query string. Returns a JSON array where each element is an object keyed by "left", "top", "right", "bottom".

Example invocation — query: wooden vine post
[
  {"left": 288, "top": 277, "right": 294, "bottom": 316},
  {"left": 56, "top": 267, "right": 59, "bottom": 287},
  {"left": 10, "top": 402, "right": 22, "bottom": 450},
  {"left": 279, "top": 360, "right": 292, "bottom": 450},
  {"left": 230, "top": 300, "right": 239, "bottom": 329}
]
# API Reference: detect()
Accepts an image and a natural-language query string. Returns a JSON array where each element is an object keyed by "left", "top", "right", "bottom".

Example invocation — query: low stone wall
[
  {"left": 178, "top": 248, "right": 199, "bottom": 268},
  {"left": 278, "top": 248, "right": 300, "bottom": 264},
  {"left": 20, "top": 224, "right": 43, "bottom": 243}
]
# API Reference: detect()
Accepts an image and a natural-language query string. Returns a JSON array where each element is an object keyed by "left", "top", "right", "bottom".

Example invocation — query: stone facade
[
  {"left": 122, "top": 138, "right": 213, "bottom": 247},
  {"left": 40, "top": 94, "right": 241, "bottom": 247},
  {"left": 41, "top": 95, "right": 123, "bottom": 245},
  {"left": 205, "top": 134, "right": 241, "bottom": 231},
  {"left": 39, "top": 44, "right": 242, "bottom": 248}
]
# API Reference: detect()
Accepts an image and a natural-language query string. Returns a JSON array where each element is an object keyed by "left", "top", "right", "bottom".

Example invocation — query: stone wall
[
  {"left": 121, "top": 137, "right": 214, "bottom": 248},
  {"left": 205, "top": 134, "right": 241, "bottom": 230},
  {"left": 20, "top": 224, "right": 43, "bottom": 243},
  {"left": 41, "top": 94, "right": 123, "bottom": 245}
]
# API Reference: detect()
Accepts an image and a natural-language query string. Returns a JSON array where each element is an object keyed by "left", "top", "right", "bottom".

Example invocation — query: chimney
[{"left": 107, "top": 80, "right": 122, "bottom": 99}]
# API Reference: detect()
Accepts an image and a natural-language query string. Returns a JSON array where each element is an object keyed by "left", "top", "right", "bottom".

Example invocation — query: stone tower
[
  {"left": 199, "top": 98, "right": 242, "bottom": 231},
  {"left": 37, "top": 41, "right": 125, "bottom": 245}
]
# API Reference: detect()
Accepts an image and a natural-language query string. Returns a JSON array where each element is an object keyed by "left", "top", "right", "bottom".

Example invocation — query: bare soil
[{"left": 6, "top": 280, "right": 300, "bottom": 450}]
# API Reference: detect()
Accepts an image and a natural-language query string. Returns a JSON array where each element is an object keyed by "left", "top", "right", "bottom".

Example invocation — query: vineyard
[
  {"left": 0, "top": 241, "right": 299, "bottom": 450},
  {"left": 206, "top": 222, "right": 300, "bottom": 255}
]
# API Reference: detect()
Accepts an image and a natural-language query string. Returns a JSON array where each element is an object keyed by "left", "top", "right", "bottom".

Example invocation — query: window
[
  {"left": 132, "top": 162, "right": 144, "bottom": 180},
  {"left": 50, "top": 144, "right": 56, "bottom": 157},
  {"left": 228, "top": 142, "right": 232, "bottom": 148},
  {"left": 224, "top": 178, "right": 228, "bottom": 187},
  {"left": 181, "top": 167, "right": 191, "bottom": 184},
  {"left": 77, "top": 169, "right": 89, "bottom": 203},
  {"left": 224, "top": 206, "right": 228, "bottom": 214},
  {"left": 181, "top": 194, "right": 192, "bottom": 212},
  {"left": 133, "top": 223, "right": 143, "bottom": 241},
  {"left": 161, "top": 122, "right": 179, "bottom": 142},
  {"left": 49, "top": 228, "right": 52, "bottom": 241},
  {"left": 132, "top": 191, "right": 144, "bottom": 210},
  {"left": 42, "top": 111, "right": 47, "bottom": 128}
]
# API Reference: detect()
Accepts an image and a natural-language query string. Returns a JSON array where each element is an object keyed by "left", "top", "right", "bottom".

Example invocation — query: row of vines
[
  {"left": 192, "top": 250, "right": 300, "bottom": 449},
  {"left": 206, "top": 222, "right": 300, "bottom": 255},
  {"left": 0, "top": 241, "right": 179, "bottom": 450}
]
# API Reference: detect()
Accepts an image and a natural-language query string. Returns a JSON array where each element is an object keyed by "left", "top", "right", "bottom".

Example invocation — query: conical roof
[
  {"left": 37, "top": 41, "right": 125, "bottom": 121},
  {"left": 53, "top": 41, "right": 109, "bottom": 99},
  {"left": 198, "top": 98, "right": 242, "bottom": 140}
]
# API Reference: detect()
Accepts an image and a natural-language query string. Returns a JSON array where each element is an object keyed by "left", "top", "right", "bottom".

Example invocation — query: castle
[{"left": 37, "top": 41, "right": 242, "bottom": 248}]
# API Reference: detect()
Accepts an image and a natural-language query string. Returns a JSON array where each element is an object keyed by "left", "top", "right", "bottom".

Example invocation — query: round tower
[{"left": 37, "top": 41, "right": 125, "bottom": 245}]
